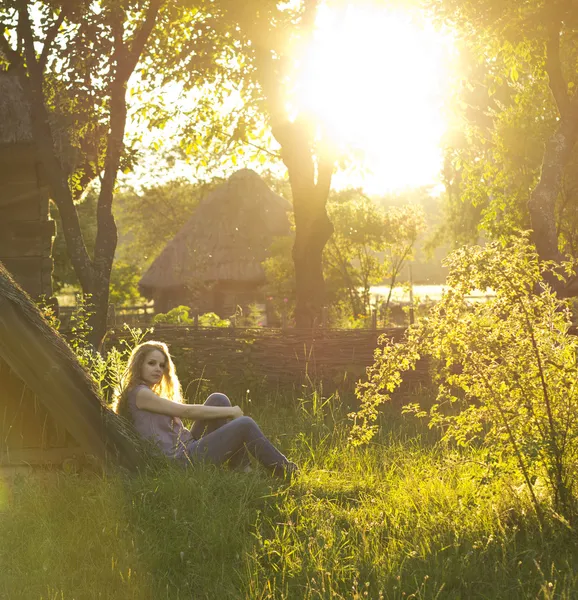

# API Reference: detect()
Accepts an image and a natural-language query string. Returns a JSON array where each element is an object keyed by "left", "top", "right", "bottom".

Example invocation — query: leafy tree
[
  {"left": 264, "top": 189, "right": 426, "bottom": 324},
  {"left": 378, "top": 204, "right": 427, "bottom": 318},
  {"left": 161, "top": 1, "right": 337, "bottom": 328},
  {"left": 432, "top": 0, "right": 578, "bottom": 296},
  {"left": 114, "top": 178, "right": 215, "bottom": 269},
  {"left": 324, "top": 190, "right": 426, "bottom": 319},
  {"left": 0, "top": 0, "right": 231, "bottom": 346}
]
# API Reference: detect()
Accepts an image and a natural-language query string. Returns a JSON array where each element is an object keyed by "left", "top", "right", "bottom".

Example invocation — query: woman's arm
[{"left": 135, "top": 387, "right": 243, "bottom": 420}]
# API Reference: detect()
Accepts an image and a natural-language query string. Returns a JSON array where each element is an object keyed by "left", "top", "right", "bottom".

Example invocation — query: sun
[{"left": 293, "top": 3, "right": 453, "bottom": 195}]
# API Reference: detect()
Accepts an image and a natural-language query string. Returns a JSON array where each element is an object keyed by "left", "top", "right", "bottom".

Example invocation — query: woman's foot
[{"left": 272, "top": 461, "right": 299, "bottom": 480}]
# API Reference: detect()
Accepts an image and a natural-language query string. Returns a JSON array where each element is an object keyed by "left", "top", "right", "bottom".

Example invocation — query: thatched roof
[
  {"left": 139, "top": 169, "right": 292, "bottom": 293},
  {"left": 0, "top": 261, "right": 144, "bottom": 470},
  {"left": 0, "top": 72, "right": 33, "bottom": 145}
]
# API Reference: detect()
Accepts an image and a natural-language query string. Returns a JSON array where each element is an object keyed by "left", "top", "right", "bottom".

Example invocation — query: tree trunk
[
  {"left": 292, "top": 193, "right": 334, "bottom": 327},
  {"left": 528, "top": 121, "right": 578, "bottom": 295},
  {"left": 88, "top": 74, "right": 127, "bottom": 347},
  {"left": 529, "top": 13, "right": 578, "bottom": 296},
  {"left": 274, "top": 120, "right": 334, "bottom": 328}
]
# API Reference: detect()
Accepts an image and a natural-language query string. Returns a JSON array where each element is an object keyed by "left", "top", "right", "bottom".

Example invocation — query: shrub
[
  {"left": 152, "top": 305, "right": 193, "bottom": 325},
  {"left": 353, "top": 233, "right": 578, "bottom": 524},
  {"left": 198, "top": 312, "right": 230, "bottom": 327},
  {"left": 152, "top": 307, "right": 231, "bottom": 327}
]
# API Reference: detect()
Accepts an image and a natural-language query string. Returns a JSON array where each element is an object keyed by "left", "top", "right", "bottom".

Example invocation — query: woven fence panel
[{"left": 104, "top": 326, "right": 431, "bottom": 392}]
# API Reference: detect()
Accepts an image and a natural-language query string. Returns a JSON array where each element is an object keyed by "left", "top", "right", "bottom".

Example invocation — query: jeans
[{"left": 183, "top": 393, "right": 290, "bottom": 471}]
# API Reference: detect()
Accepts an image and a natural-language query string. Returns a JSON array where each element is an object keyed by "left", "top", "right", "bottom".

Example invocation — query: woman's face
[{"left": 141, "top": 349, "right": 167, "bottom": 387}]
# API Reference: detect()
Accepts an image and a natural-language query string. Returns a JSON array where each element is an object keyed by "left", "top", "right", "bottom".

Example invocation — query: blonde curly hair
[{"left": 112, "top": 340, "right": 182, "bottom": 420}]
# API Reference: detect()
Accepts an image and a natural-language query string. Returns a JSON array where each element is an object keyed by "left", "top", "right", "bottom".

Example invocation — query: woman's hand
[{"left": 230, "top": 405, "right": 244, "bottom": 420}]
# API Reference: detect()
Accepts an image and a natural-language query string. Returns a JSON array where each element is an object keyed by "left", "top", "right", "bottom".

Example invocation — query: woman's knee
[
  {"left": 205, "top": 392, "right": 231, "bottom": 407},
  {"left": 235, "top": 416, "right": 260, "bottom": 433}
]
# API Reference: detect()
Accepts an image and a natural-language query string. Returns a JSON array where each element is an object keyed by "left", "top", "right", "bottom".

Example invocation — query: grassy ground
[{"left": 1, "top": 386, "right": 578, "bottom": 599}]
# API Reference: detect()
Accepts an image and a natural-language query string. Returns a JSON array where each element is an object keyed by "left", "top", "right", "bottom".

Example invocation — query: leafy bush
[
  {"left": 152, "top": 305, "right": 193, "bottom": 325},
  {"left": 198, "top": 312, "right": 230, "bottom": 327},
  {"left": 37, "top": 293, "right": 150, "bottom": 404},
  {"left": 353, "top": 233, "right": 578, "bottom": 523},
  {"left": 152, "top": 306, "right": 230, "bottom": 327}
]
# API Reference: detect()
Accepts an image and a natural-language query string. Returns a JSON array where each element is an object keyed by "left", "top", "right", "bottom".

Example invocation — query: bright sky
[
  {"left": 124, "top": 2, "right": 454, "bottom": 197},
  {"left": 292, "top": 3, "right": 453, "bottom": 195}
]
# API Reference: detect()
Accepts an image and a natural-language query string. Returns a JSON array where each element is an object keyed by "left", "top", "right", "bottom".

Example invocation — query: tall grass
[{"left": 2, "top": 385, "right": 578, "bottom": 599}]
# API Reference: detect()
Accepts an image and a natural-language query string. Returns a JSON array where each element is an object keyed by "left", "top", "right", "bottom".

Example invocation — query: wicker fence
[{"left": 103, "top": 325, "right": 430, "bottom": 393}]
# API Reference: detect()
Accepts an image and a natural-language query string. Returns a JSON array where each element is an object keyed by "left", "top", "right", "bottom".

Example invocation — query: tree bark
[
  {"left": 527, "top": 11, "right": 578, "bottom": 295},
  {"left": 273, "top": 120, "right": 334, "bottom": 328}
]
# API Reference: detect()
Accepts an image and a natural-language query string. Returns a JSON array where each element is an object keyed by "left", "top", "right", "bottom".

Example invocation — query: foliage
[
  {"left": 152, "top": 306, "right": 230, "bottom": 328},
  {"left": 0, "top": 0, "right": 242, "bottom": 345},
  {"left": 37, "top": 292, "right": 150, "bottom": 404},
  {"left": 232, "top": 303, "right": 265, "bottom": 328},
  {"left": 264, "top": 189, "right": 426, "bottom": 325},
  {"left": 152, "top": 305, "right": 194, "bottom": 325},
  {"left": 108, "top": 261, "right": 144, "bottom": 306},
  {"left": 378, "top": 203, "right": 427, "bottom": 320},
  {"left": 198, "top": 312, "right": 231, "bottom": 328},
  {"left": 354, "top": 233, "right": 578, "bottom": 523},
  {"left": 114, "top": 178, "right": 216, "bottom": 269},
  {"left": 263, "top": 235, "right": 296, "bottom": 322},
  {"left": 324, "top": 189, "right": 391, "bottom": 318},
  {"left": 432, "top": 0, "right": 578, "bottom": 256}
]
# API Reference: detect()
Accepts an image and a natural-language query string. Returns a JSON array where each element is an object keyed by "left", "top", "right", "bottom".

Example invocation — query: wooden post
[
  {"left": 194, "top": 313, "right": 199, "bottom": 329},
  {"left": 321, "top": 306, "right": 328, "bottom": 329},
  {"left": 371, "top": 308, "right": 377, "bottom": 330},
  {"left": 107, "top": 303, "right": 116, "bottom": 327}
]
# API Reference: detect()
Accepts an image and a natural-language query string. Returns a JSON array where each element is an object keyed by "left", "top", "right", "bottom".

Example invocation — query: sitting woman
[{"left": 113, "top": 340, "right": 297, "bottom": 478}]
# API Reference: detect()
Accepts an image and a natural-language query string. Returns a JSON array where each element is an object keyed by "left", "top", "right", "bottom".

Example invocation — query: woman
[{"left": 113, "top": 340, "right": 298, "bottom": 478}]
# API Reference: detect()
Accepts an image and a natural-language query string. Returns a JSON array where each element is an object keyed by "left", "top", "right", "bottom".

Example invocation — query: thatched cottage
[
  {"left": 0, "top": 72, "right": 54, "bottom": 300},
  {"left": 139, "top": 169, "right": 292, "bottom": 317}
]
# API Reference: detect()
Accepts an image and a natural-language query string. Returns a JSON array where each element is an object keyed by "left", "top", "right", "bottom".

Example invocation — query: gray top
[{"left": 127, "top": 384, "right": 192, "bottom": 457}]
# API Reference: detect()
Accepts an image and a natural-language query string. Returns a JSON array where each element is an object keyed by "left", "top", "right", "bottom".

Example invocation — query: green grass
[{"left": 2, "top": 387, "right": 578, "bottom": 599}]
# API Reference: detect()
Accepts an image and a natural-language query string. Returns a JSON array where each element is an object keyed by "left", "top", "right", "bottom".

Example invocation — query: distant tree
[
  {"left": 263, "top": 236, "right": 297, "bottom": 322},
  {"left": 432, "top": 0, "right": 578, "bottom": 295},
  {"left": 114, "top": 178, "right": 217, "bottom": 269},
  {"left": 51, "top": 178, "right": 210, "bottom": 305},
  {"left": 264, "top": 189, "right": 426, "bottom": 324},
  {"left": 324, "top": 190, "right": 392, "bottom": 319}
]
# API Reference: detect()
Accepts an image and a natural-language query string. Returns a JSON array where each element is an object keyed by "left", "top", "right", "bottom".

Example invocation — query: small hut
[
  {"left": 0, "top": 262, "right": 142, "bottom": 470},
  {"left": 139, "top": 169, "right": 292, "bottom": 317},
  {"left": 0, "top": 72, "right": 54, "bottom": 300}
]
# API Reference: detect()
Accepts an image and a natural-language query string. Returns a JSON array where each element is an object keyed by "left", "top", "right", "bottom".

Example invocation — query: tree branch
[
  {"left": 122, "top": 0, "right": 164, "bottom": 80},
  {"left": 316, "top": 156, "right": 334, "bottom": 202},
  {"left": 39, "top": 9, "right": 67, "bottom": 73},
  {"left": 16, "top": 0, "right": 38, "bottom": 75},
  {"left": 0, "top": 30, "right": 21, "bottom": 67},
  {"left": 545, "top": 15, "right": 570, "bottom": 118}
]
